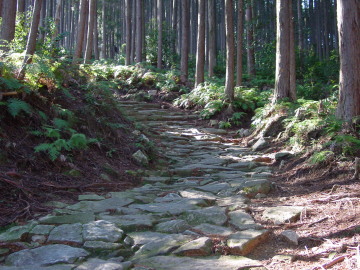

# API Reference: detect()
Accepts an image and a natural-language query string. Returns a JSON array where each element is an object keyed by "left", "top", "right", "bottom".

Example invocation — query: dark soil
[
  {"left": 248, "top": 155, "right": 360, "bottom": 270},
  {"left": 0, "top": 88, "right": 142, "bottom": 226}
]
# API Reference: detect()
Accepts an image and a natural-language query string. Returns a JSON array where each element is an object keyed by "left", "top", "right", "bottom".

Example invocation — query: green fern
[
  {"left": 68, "top": 133, "right": 88, "bottom": 149},
  {"left": 7, "top": 98, "right": 32, "bottom": 117}
]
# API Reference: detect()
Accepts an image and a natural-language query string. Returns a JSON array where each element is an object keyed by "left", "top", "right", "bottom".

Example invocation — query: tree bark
[
  {"left": 52, "top": 0, "right": 62, "bottom": 40},
  {"left": 195, "top": 0, "right": 205, "bottom": 87},
  {"left": 157, "top": 0, "right": 163, "bottom": 68},
  {"left": 0, "top": 0, "right": 17, "bottom": 51},
  {"left": 125, "top": 0, "right": 132, "bottom": 65},
  {"left": 101, "top": 0, "right": 106, "bottom": 59},
  {"left": 336, "top": 0, "right": 360, "bottom": 121},
  {"left": 17, "top": 0, "right": 26, "bottom": 13},
  {"left": 236, "top": 0, "right": 243, "bottom": 86},
  {"left": 136, "top": 0, "right": 143, "bottom": 63},
  {"left": 73, "top": 0, "right": 88, "bottom": 63},
  {"left": 93, "top": 0, "right": 99, "bottom": 60},
  {"left": 18, "top": 0, "right": 43, "bottom": 80},
  {"left": 246, "top": 3, "right": 255, "bottom": 77},
  {"left": 208, "top": 0, "right": 216, "bottom": 77},
  {"left": 180, "top": 0, "right": 190, "bottom": 84},
  {"left": 225, "top": 0, "right": 235, "bottom": 102},
  {"left": 84, "top": 0, "right": 95, "bottom": 63},
  {"left": 273, "top": 0, "right": 296, "bottom": 103}
]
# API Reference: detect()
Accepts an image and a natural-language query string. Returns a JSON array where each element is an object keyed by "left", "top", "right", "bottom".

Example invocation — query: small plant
[
  {"left": 4, "top": 98, "right": 33, "bottom": 117},
  {"left": 309, "top": 150, "right": 334, "bottom": 164},
  {"left": 219, "top": 121, "right": 231, "bottom": 129}
]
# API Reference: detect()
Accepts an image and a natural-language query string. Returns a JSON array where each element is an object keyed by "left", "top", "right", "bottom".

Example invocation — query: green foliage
[
  {"left": 219, "top": 121, "right": 231, "bottom": 129},
  {"left": 309, "top": 151, "right": 334, "bottom": 164},
  {"left": 145, "top": 19, "right": 177, "bottom": 68},
  {"left": 6, "top": 98, "right": 33, "bottom": 117},
  {"left": 333, "top": 134, "right": 360, "bottom": 156}
]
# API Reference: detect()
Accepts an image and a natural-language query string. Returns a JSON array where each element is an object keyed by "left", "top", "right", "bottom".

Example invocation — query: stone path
[{"left": 0, "top": 101, "right": 303, "bottom": 270}]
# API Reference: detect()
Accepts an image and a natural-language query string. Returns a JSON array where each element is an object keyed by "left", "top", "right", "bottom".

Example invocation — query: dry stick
[{"left": 308, "top": 216, "right": 329, "bottom": 227}]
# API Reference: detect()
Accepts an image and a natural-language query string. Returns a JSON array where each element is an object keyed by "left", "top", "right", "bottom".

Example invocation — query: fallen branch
[
  {"left": 309, "top": 255, "right": 347, "bottom": 270},
  {"left": 308, "top": 217, "right": 329, "bottom": 227}
]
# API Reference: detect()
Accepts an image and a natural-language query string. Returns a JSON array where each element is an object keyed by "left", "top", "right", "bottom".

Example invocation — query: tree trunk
[
  {"left": 195, "top": 0, "right": 205, "bottom": 87},
  {"left": 273, "top": 0, "right": 296, "bottom": 103},
  {"left": 17, "top": 0, "right": 26, "bottom": 13},
  {"left": 180, "top": 0, "right": 190, "bottom": 83},
  {"left": 125, "top": 0, "right": 132, "bottom": 65},
  {"left": 93, "top": 0, "right": 99, "bottom": 60},
  {"left": 0, "top": 0, "right": 17, "bottom": 51},
  {"left": 18, "top": 0, "right": 43, "bottom": 80},
  {"left": 225, "top": 0, "right": 235, "bottom": 102},
  {"left": 236, "top": 0, "right": 243, "bottom": 86},
  {"left": 135, "top": 0, "right": 143, "bottom": 63},
  {"left": 101, "top": 0, "right": 106, "bottom": 59},
  {"left": 157, "top": 0, "right": 163, "bottom": 68},
  {"left": 297, "top": 0, "right": 303, "bottom": 51},
  {"left": 208, "top": 0, "right": 216, "bottom": 77},
  {"left": 73, "top": 0, "right": 88, "bottom": 63},
  {"left": 336, "top": 0, "right": 360, "bottom": 121},
  {"left": 171, "top": 0, "right": 178, "bottom": 56},
  {"left": 52, "top": 0, "right": 62, "bottom": 40},
  {"left": 246, "top": 3, "right": 255, "bottom": 77},
  {"left": 84, "top": 0, "right": 95, "bottom": 63}
]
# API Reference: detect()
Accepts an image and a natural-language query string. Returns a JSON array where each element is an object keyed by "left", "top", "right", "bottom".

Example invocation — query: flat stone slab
[
  {"left": 128, "top": 199, "right": 205, "bottom": 215},
  {"left": 229, "top": 210, "right": 262, "bottom": 230},
  {"left": 135, "top": 255, "right": 263, "bottom": 270},
  {"left": 39, "top": 212, "right": 95, "bottom": 225},
  {"left": 173, "top": 237, "right": 212, "bottom": 256},
  {"left": 98, "top": 214, "right": 155, "bottom": 231},
  {"left": 128, "top": 232, "right": 174, "bottom": 245},
  {"left": 262, "top": 206, "right": 304, "bottom": 224},
  {"left": 227, "top": 229, "right": 269, "bottom": 255},
  {"left": 67, "top": 198, "right": 134, "bottom": 213},
  {"left": 195, "top": 182, "right": 231, "bottom": 194},
  {"left": 47, "top": 223, "right": 83, "bottom": 245},
  {"left": 193, "top": 223, "right": 234, "bottom": 236},
  {"left": 155, "top": 219, "right": 191, "bottom": 233},
  {"left": 179, "top": 190, "right": 218, "bottom": 202},
  {"left": 75, "top": 258, "right": 126, "bottom": 270},
  {"left": 5, "top": 244, "right": 89, "bottom": 266},
  {"left": 83, "top": 241, "right": 122, "bottom": 251},
  {"left": 78, "top": 194, "right": 105, "bottom": 201},
  {"left": 216, "top": 196, "right": 249, "bottom": 210},
  {"left": 30, "top": 225, "right": 55, "bottom": 235},
  {"left": 0, "top": 222, "right": 37, "bottom": 242},
  {"left": 131, "top": 234, "right": 193, "bottom": 261},
  {"left": 83, "top": 220, "right": 124, "bottom": 242},
  {"left": 183, "top": 206, "right": 227, "bottom": 226},
  {"left": 0, "top": 266, "right": 74, "bottom": 270}
]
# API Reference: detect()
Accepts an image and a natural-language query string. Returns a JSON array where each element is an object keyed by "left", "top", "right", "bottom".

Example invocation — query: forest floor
[{"left": 0, "top": 91, "right": 359, "bottom": 269}]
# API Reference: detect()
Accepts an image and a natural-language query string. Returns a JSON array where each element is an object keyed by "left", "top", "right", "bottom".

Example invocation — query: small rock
[
  {"left": 262, "top": 206, "right": 304, "bottom": 225},
  {"left": 173, "top": 237, "right": 212, "bottom": 256},
  {"left": 47, "top": 223, "right": 83, "bottom": 245},
  {"left": 281, "top": 230, "right": 299, "bottom": 245},
  {"left": 272, "top": 254, "right": 296, "bottom": 262},
  {"left": 75, "top": 258, "right": 124, "bottom": 270},
  {"left": 132, "top": 150, "right": 149, "bottom": 165},
  {"left": 183, "top": 206, "right": 227, "bottom": 226},
  {"left": 83, "top": 220, "right": 124, "bottom": 243},
  {"left": 275, "top": 151, "right": 293, "bottom": 161},
  {"left": 227, "top": 229, "right": 269, "bottom": 255},
  {"left": 252, "top": 137, "right": 268, "bottom": 151},
  {"left": 193, "top": 223, "right": 233, "bottom": 236},
  {"left": 155, "top": 220, "right": 191, "bottom": 234},
  {"left": 30, "top": 225, "right": 55, "bottom": 235},
  {"left": 31, "top": 235, "right": 47, "bottom": 244}
]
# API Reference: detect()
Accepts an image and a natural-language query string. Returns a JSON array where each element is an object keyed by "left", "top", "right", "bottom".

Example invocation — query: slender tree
[
  {"left": 195, "top": 0, "right": 206, "bottom": 87},
  {"left": 84, "top": 0, "right": 96, "bottom": 63},
  {"left": 246, "top": 2, "right": 255, "bottom": 77},
  {"left": 180, "top": 0, "right": 190, "bottom": 83},
  {"left": 157, "top": 0, "right": 163, "bottom": 68},
  {"left": 125, "top": 0, "right": 132, "bottom": 65},
  {"left": 73, "top": 0, "right": 88, "bottom": 63},
  {"left": 208, "top": 0, "right": 216, "bottom": 77},
  {"left": 0, "top": 0, "right": 17, "bottom": 51},
  {"left": 17, "top": 0, "right": 26, "bottom": 13},
  {"left": 18, "top": 0, "right": 43, "bottom": 80},
  {"left": 336, "top": 0, "right": 360, "bottom": 122},
  {"left": 225, "top": 0, "right": 235, "bottom": 102},
  {"left": 236, "top": 0, "right": 244, "bottom": 86},
  {"left": 136, "top": 0, "right": 143, "bottom": 63},
  {"left": 101, "top": 0, "right": 106, "bottom": 59},
  {"left": 273, "top": 0, "right": 296, "bottom": 103}
]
